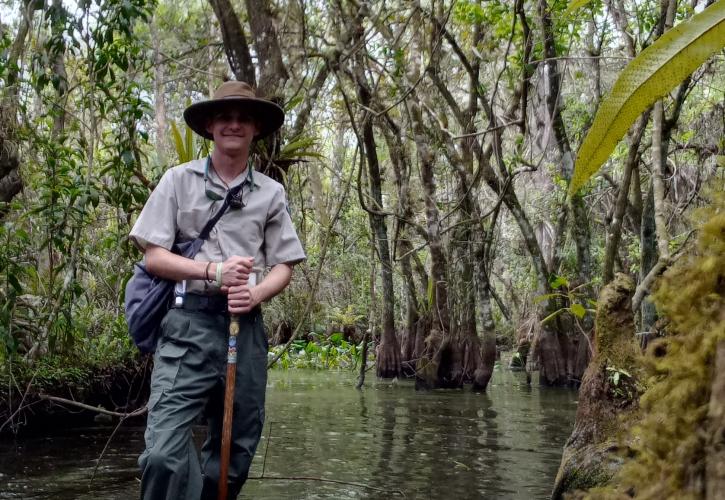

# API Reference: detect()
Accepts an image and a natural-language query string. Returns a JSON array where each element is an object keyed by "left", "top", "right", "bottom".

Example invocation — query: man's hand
[
  {"left": 226, "top": 284, "right": 260, "bottom": 314},
  {"left": 223, "top": 263, "right": 293, "bottom": 315},
  {"left": 220, "top": 256, "right": 253, "bottom": 287}
]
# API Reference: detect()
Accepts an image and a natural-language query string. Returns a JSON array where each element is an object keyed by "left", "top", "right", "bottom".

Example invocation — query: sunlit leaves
[
  {"left": 269, "top": 334, "right": 373, "bottom": 371},
  {"left": 170, "top": 121, "right": 195, "bottom": 164},
  {"left": 538, "top": 275, "right": 595, "bottom": 323},
  {"left": 278, "top": 134, "right": 324, "bottom": 161},
  {"left": 570, "top": 302, "right": 586, "bottom": 319},
  {"left": 453, "top": 1, "right": 486, "bottom": 25},
  {"left": 569, "top": 0, "right": 725, "bottom": 195},
  {"left": 550, "top": 275, "right": 569, "bottom": 289},
  {"left": 565, "top": 0, "right": 593, "bottom": 15}
]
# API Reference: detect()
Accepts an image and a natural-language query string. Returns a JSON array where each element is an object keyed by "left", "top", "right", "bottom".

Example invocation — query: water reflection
[{"left": 0, "top": 368, "right": 577, "bottom": 499}]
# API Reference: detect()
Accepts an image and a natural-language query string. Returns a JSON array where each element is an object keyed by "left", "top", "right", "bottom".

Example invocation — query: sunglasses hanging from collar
[{"left": 204, "top": 156, "right": 255, "bottom": 209}]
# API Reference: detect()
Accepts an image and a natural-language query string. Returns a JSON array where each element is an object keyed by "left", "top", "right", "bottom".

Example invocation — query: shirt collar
[{"left": 187, "top": 157, "right": 261, "bottom": 189}]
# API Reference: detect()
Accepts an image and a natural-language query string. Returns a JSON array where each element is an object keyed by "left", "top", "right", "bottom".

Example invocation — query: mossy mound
[
  {"left": 553, "top": 442, "right": 624, "bottom": 499},
  {"left": 594, "top": 274, "right": 640, "bottom": 373},
  {"left": 553, "top": 273, "right": 642, "bottom": 499}
]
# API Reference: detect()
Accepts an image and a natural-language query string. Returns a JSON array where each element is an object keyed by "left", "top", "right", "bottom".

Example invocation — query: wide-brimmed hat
[{"left": 183, "top": 81, "right": 285, "bottom": 141}]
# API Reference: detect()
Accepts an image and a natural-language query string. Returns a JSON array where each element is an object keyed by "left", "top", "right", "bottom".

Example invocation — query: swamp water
[{"left": 1, "top": 368, "right": 577, "bottom": 499}]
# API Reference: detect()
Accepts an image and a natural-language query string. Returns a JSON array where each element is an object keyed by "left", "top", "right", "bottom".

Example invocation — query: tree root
[{"left": 37, "top": 394, "right": 147, "bottom": 418}]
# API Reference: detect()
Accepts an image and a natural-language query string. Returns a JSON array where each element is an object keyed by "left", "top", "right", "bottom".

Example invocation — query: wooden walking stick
[
  {"left": 218, "top": 311, "right": 238, "bottom": 500},
  {"left": 218, "top": 273, "right": 256, "bottom": 500}
]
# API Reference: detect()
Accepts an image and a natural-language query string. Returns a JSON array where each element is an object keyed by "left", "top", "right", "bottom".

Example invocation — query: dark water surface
[{"left": 0, "top": 368, "right": 577, "bottom": 499}]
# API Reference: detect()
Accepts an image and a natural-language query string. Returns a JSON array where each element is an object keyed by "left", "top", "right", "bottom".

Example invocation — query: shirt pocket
[
  {"left": 177, "top": 207, "right": 214, "bottom": 240},
  {"left": 218, "top": 211, "right": 264, "bottom": 257}
]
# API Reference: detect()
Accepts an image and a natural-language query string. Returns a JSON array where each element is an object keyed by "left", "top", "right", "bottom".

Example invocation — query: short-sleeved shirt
[{"left": 130, "top": 157, "right": 306, "bottom": 294}]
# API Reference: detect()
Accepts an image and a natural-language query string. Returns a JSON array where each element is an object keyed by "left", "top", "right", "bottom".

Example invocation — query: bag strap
[{"left": 198, "top": 184, "right": 243, "bottom": 241}]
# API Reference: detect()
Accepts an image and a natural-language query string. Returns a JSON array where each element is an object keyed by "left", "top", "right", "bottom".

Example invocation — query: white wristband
[{"left": 215, "top": 262, "right": 223, "bottom": 287}]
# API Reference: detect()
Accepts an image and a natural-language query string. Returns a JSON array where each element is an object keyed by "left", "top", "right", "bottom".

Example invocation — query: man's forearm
[
  {"left": 145, "top": 244, "right": 209, "bottom": 282},
  {"left": 251, "top": 263, "right": 293, "bottom": 304}
]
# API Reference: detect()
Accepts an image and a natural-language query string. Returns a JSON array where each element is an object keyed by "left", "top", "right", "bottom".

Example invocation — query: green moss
[
  {"left": 594, "top": 273, "right": 640, "bottom": 373},
  {"left": 565, "top": 451, "right": 618, "bottom": 492},
  {"left": 587, "top": 188, "right": 725, "bottom": 499}
]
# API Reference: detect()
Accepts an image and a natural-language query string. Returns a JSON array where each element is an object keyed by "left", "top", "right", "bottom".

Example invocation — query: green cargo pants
[{"left": 138, "top": 305, "right": 268, "bottom": 500}]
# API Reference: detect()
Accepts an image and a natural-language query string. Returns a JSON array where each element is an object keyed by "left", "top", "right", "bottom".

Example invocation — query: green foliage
[
  {"left": 170, "top": 120, "right": 195, "bottom": 164},
  {"left": 0, "top": 0, "right": 154, "bottom": 360},
  {"left": 565, "top": 0, "right": 593, "bottom": 14},
  {"left": 537, "top": 275, "right": 596, "bottom": 323},
  {"left": 0, "top": 223, "right": 32, "bottom": 358},
  {"left": 327, "top": 305, "right": 364, "bottom": 327},
  {"left": 453, "top": 1, "right": 486, "bottom": 25},
  {"left": 569, "top": 1, "right": 725, "bottom": 195},
  {"left": 278, "top": 134, "right": 324, "bottom": 162},
  {"left": 3, "top": 335, "right": 136, "bottom": 394},
  {"left": 269, "top": 336, "right": 373, "bottom": 371},
  {"left": 605, "top": 365, "right": 639, "bottom": 401}
]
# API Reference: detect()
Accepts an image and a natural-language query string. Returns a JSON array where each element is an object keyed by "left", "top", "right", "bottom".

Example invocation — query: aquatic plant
[{"left": 269, "top": 335, "right": 374, "bottom": 371}]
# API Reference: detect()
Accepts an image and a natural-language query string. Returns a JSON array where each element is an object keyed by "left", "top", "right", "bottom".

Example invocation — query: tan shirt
[{"left": 130, "top": 157, "right": 306, "bottom": 294}]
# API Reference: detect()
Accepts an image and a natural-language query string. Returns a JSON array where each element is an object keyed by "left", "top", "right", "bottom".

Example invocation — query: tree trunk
[
  {"left": 364, "top": 138, "right": 399, "bottom": 379},
  {"left": 638, "top": 0, "right": 679, "bottom": 340},
  {"left": 447, "top": 217, "right": 475, "bottom": 386},
  {"left": 651, "top": 101, "right": 671, "bottom": 259},
  {"left": 537, "top": 0, "right": 593, "bottom": 382},
  {"left": 243, "top": 0, "right": 288, "bottom": 96},
  {"left": 49, "top": 0, "right": 68, "bottom": 138},
  {"left": 351, "top": 56, "right": 400, "bottom": 379},
  {"left": 438, "top": 135, "right": 498, "bottom": 390},
  {"left": 208, "top": 0, "right": 256, "bottom": 84},
  {"left": 0, "top": 0, "right": 38, "bottom": 211},
  {"left": 472, "top": 250, "right": 498, "bottom": 391},
  {"left": 603, "top": 114, "right": 649, "bottom": 283},
  {"left": 151, "top": 17, "right": 167, "bottom": 166},
  {"left": 5, "top": 0, "right": 35, "bottom": 92},
  {"left": 289, "top": 65, "right": 330, "bottom": 140},
  {"left": 307, "top": 161, "right": 328, "bottom": 227},
  {"left": 409, "top": 100, "right": 452, "bottom": 388},
  {"left": 538, "top": 0, "right": 594, "bottom": 284},
  {"left": 640, "top": 185, "right": 659, "bottom": 337},
  {"left": 382, "top": 119, "right": 422, "bottom": 376}
]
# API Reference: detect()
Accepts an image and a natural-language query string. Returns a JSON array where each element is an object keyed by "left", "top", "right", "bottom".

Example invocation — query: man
[{"left": 130, "top": 81, "right": 305, "bottom": 499}]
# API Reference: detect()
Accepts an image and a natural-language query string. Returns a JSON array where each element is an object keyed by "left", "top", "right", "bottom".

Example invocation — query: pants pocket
[{"left": 153, "top": 341, "right": 189, "bottom": 393}]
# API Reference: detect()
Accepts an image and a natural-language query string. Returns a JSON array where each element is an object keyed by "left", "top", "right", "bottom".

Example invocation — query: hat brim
[{"left": 183, "top": 97, "right": 285, "bottom": 141}]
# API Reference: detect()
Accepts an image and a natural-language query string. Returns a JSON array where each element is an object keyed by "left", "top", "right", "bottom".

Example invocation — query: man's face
[{"left": 206, "top": 108, "right": 259, "bottom": 154}]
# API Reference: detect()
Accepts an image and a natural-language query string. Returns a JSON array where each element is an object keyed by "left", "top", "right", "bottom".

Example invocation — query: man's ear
[{"left": 205, "top": 118, "right": 214, "bottom": 136}]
